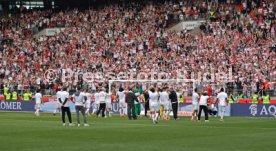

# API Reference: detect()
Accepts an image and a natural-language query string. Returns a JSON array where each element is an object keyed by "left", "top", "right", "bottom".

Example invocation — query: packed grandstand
[{"left": 0, "top": 0, "right": 275, "bottom": 100}]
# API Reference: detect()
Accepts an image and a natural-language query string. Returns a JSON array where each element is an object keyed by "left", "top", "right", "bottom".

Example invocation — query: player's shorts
[
  {"left": 55, "top": 101, "right": 61, "bottom": 108},
  {"left": 106, "top": 102, "right": 112, "bottom": 109},
  {"left": 35, "top": 103, "right": 41, "bottom": 110},
  {"left": 218, "top": 105, "right": 226, "bottom": 112},
  {"left": 165, "top": 103, "right": 172, "bottom": 110},
  {"left": 119, "top": 102, "right": 126, "bottom": 108},
  {"left": 161, "top": 103, "right": 170, "bottom": 110},
  {"left": 192, "top": 103, "right": 199, "bottom": 110},
  {"left": 150, "top": 104, "right": 160, "bottom": 112},
  {"left": 167, "top": 102, "right": 172, "bottom": 110},
  {"left": 92, "top": 102, "right": 99, "bottom": 110},
  {"left": 85, "top": 103, "right": 91, "bottom": 109}
]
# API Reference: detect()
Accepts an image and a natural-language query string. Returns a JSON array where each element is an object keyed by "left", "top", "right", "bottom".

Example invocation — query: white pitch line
[
  {"left": 179, "top": 125, "right": 276, "bottom": 130},
  {"left": 94, "top": 123, "right": 276, "bottom": 130},
  {"left": 93, "top": 122, "right": 169, "bottom": 127}
]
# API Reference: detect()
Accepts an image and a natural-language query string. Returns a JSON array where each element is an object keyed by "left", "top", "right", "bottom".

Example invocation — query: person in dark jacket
[
  {"left": 125, "top": 87, "right": 139, "bottom": 120},
  {"left": 169, "top": 87, "right": 178, "bottom": 120},
  {"left": 143, "top": 90, "right": 150, "bottom": 117}
]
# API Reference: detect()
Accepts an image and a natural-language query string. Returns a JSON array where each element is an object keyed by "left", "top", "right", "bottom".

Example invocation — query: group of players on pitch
[{"left": 33, "top": 84, "right": 228, "bottom": 126}]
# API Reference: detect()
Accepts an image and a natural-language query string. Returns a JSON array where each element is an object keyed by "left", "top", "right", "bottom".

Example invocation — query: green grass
[{"left": 0, "top": 112, "right": 276, "bottom": 151}]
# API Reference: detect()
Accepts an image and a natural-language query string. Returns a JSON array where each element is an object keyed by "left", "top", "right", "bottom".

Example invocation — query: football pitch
[{"left": 0, "top": 112, "right": 275, "bottom": 151}]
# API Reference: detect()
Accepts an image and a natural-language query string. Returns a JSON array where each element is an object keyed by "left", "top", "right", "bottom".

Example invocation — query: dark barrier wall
[
  {"left": 231, "top": 104, "right": 276, "bottom": 117},
  {"left": 0, "top": 100, "right": 35, "bottom": 112}
]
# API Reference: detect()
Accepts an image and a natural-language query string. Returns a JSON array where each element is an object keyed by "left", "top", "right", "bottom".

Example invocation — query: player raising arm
[
  {"left": 159, "top": 87, "right": 170, "bottom": 120},
  {"left": 117, "top": 87, "right": 126, "bottom": 117},
  {"left": 148, "top": 84, "right": 160, "bottom": 124},
  {"left": 191, "top": 88, "right": 199, "bottom": 121}
]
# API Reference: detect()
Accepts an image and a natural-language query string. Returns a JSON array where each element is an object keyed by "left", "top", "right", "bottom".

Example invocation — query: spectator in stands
[{"left": 0, "top": 0, "right": 274, "bottom": 99}]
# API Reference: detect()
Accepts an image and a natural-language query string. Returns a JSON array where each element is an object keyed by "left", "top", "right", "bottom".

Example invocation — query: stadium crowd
[{"left": 0, "top": 0, "right": 275, "bottom": 98}]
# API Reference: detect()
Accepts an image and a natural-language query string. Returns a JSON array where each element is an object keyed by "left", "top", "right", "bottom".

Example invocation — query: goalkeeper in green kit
[{"left": 134, "top": 85, "right": 143, "bottom": 117}]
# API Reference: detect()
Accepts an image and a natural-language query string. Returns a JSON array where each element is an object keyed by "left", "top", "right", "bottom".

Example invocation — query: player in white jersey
[
  {"left": 159, "top": 87, "right": 170, "bottom": 120},
  {"left": 92, "top": 90, "right": 100, "bottom": 115},
  {"left": 53, "top": 88, "right": 61, "bottom": 116},
  {"left": 148, "top": 86, "right": 160, "bottom": 124},
  {"left": 84, "top": 89, "right": 92, "bottom": 116},
  {"left": 191, "top": 88, "right": 199, "bottom": 121},
  {"left": 105, "top": 91, "right": 112, "bottom": 117},
  {"left": 215, "top": 88, "right": 228, "bottom": 121},
  {"left": 34, "top": 89, "right": 42, "bottom": 116},
  {"left": 117, "top": 87, "right": 126, "bottom": 117}
]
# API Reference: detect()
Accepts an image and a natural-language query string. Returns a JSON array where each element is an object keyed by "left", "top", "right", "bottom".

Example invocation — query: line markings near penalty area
[{"left": 92, "top": 122, "right": 170, "bottom": 127}]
